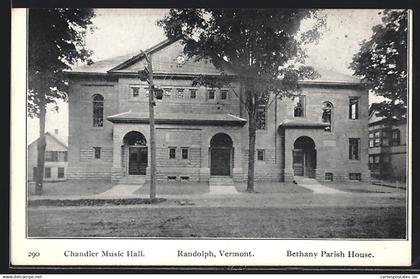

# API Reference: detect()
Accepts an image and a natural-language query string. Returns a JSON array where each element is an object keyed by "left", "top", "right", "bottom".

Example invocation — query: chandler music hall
[{"left": 65, "top": 38, "right": 370, "bottom": 185}]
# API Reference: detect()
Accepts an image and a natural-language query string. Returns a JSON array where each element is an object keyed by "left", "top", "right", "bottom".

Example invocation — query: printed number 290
[{"left": 28, "top": 251, "right": 40, "bottom": 258}]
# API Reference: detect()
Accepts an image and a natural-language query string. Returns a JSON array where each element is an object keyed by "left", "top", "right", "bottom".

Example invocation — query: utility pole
[{"left": 141, "top": 51, "right": 157, "bottom": 202}]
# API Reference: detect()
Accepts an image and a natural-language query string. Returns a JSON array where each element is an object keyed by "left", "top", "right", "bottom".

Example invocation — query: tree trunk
[
  {"left": 35, "top": 91, "right": 47, "bottom": 195},
  {"left": 247, "top": 105, "right": 256, "bottom": 193}
]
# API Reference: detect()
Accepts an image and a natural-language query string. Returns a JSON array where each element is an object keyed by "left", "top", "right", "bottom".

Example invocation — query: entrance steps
[
  {"left": 117, "top": 176, "right": 146, "bottom": 185},
  {"left": 97, "top": 176, "right": 146, "bottom": 197},
  {"left": 208, "top": 177, "right": 239, "bottom": 194},
  {"left": 97, "top": 184, "right": 140, "bottom": 197},
  {"left": 293, "top": 176, "right": 342, "bottom": 194}
]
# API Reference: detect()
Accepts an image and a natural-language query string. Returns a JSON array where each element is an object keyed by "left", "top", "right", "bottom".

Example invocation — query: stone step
[
  {"left": 118, "top": 176, "right": 146, "bottom": 185},
  {"left": 208, "top": 185, "right": 239, "bottom": 195},
  {"left": 209, "top": 177, "right": 234, "bottom": 186}
]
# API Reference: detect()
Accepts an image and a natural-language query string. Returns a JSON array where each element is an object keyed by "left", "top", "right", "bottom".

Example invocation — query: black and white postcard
[{"left": 10, "top": 8, "right": 412, "bottom": 267}]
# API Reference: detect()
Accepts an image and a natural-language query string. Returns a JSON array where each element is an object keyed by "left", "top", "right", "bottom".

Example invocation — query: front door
[
  {"left": 210, "top": 147, "right": 231, "bottom": 176},
  {"left": 128, "top": 146, "right": 147, "bottom": 175},
  {"left": 293, "top": 149, "right": 304, "bottom": 176}
]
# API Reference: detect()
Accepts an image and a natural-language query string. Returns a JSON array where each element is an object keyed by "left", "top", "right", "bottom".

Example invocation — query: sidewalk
[{"left": 27, "top": 179, "right": 406, "bottom": 207}]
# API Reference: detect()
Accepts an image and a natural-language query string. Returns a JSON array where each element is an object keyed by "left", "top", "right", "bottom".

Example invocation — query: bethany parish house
[{"left": 64, "top": 38, "right": 370, "bottom": 185}]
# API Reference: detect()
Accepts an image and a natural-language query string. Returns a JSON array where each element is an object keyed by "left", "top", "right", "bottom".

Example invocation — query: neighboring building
[
  {"left": 368, "top": 109, "right": 407, "bottom": 181},
  {"left": 27, "top": 132, "right": 68, "bottom": 181},
  {"left": 65, "top": 38, "right": 370, "bottom": 184}
]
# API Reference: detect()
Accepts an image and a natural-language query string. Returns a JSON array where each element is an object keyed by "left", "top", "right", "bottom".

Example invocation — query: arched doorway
[
  {"left": 123, "top": 131, "right": 147, "bottom": 175},
  {"left": 293, "top": 136, "right": 316, "bottom": 178},
  {"left": 210, "top": 133, "right": 233, "bottom": 176}
]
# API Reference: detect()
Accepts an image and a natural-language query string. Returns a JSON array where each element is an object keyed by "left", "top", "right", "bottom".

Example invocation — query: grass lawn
[
  {"left": 28, "top": 179, "right": 113, "bottom": 196},
  {"left": 28, "top": 206, "right": 406, "bottom": 238},
  {"left": 323, "top": 182, "right": 406, "bottom": 194}
]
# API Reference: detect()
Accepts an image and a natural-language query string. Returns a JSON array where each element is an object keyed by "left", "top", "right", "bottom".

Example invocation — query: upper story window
[
  {"left": 322, "top": 101, "right": 333, "bottom": 132},
  {"left": 189, "top": 89, "right": 197, "bottom": 99},
  {"left": 169, "top": 147, "right": 176, "bottom": 159},
  {"left": 221, "top": 90, "right": 228, "bottom": 100},
  {"left": 131, "top": 87, "right": 139, "bottom": 97},
  {"left": 349, "top": 97, "right": 359, "bottom": 119},
  {"left": 208, "top": 89, "right": 215, "bottom": 100},
  {"left": 92, "top": 94, "right": 104, "bottom": 127},
  {"left": 293, "top": 95, "right": 305, "bottom": 117},
  {"left": 392, "top": 129, "right": 401, "bottom": 146},
  {"left": 256, "top": 104, "right": 267, "bottom": 130},
  {"left": 45, "top": 151, "right": 58, "bottom": 161},
  {"left": 349, "top": 138, "right": 360, "bottom": 160},
  {"left": 181, "top": 147, "right": 189, "bottom": 159},
  {"left": 374, "top": 131, "right": 381, "bottom": 147},
  {"left": 369, "top": 133, "right": 374, "bottom": 148}
]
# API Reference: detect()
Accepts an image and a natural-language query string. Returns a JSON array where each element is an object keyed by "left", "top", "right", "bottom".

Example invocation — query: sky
[{"left": 27, "top": 8, "right": 384, "bottom": 144}]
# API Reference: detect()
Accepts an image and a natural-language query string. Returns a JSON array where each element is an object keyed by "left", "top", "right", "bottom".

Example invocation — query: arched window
[
  {"left": 92, "top": 94, "right": 104, "bottom": 127},
  {"left": 322, "top": 101, "right": 333, "bottom": 132}
]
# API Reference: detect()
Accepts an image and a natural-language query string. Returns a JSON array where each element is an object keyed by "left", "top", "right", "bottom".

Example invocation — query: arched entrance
[
  {"left": 123, "top": 131, "right": 147, "bottom": 175},
  {"left": 293, "top": 136, "right": 316, "bottom": 178},
  {"left": 210, "top": 133, "right": 233, "bottom": 176}
]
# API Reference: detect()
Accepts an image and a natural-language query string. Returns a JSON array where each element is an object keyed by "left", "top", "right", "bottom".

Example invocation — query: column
[
  {"left": 232, "top": 133, "right": 244, "bottom": 182},
  {"left": 111, "top": 126, "right": 123, "bottom": 183},
  {"left": 283, "top": 130, "right": 294, "bottom": 182}
]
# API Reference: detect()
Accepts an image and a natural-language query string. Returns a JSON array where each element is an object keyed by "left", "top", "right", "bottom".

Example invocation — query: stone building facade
[
  {"left": 368, "top": 109, "right": 407, "bottom": 181},
  {"left": 66, "top": 39, "right": 370, "bottom": 183}
]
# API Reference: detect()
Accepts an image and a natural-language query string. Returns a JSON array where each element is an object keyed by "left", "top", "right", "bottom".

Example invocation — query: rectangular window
[
  {"left": 177, "top": 88, "right": 184, "bottom": 98},
  {"left": 392, "top": 129, "right": 401, "bottom": 146},
  {"left": 169, "top": 147, "right": 176, "bottom": 159},
  {"left": 57, "top": 151, "right": 68, "bottom": 162},
  {"left": 349, "top": 138, "right": 360, "bottom": 160},
  {"left": 164, "top": 88, "right": 172, "bottom": 97},
  {"left": 257, "top": 149, "right": 265, "bottom": 161},
  {"left": 325, "top": 172, "right": 333, "bottom": 181},
  {"left": 369, "top": 133, "right": 374, "bottom": 148},
  {"left": 33, "top": 167, "right": 37, "bottom": 180},
  {"left": 208, "top": 89, "right": 215, "bottom": 100},
  {"left": 167, "top": 176, "right": 177, "bottom": 181},
  {"left": 374, "top": 131, "right": 381, "bottom": 147},
  {"left": 93, "top": 147, "right": 101, "bottom": 159},
  {"left": 256, "top": 104, "right": 267, "bottom": 130},
  {"left": 44, "top": 167, "right": 51, "bottom": 178},
  {"left": 349, "top": 97, "right": 359, "bottom": 119},
  {"left": 293, "top": 96, "right": 305, "bottom": 117},
  {"left": 144, "top": 87, "right": 149, "bottom": 98},
  {"left": 349, "top": 173, "right": 361, "bottom": 181},
  {"left": 57, "top": 167, "right": 65, "bottom": 178},
  {"left": 45, "top": 151, "right": 58, "bottom": 162},
  {"left": 221, "top": 90, "right": 228, "bottom": 100},
  {"left": 131, "top": 87, "right": 139, "bottom": 97},
  {"left": 181, "top": 147, "right": 189, "bottom": 159},
  {"left": 189, "top": 89, "right": 197, "bottom": 99},
  {"left": 369, "top": 155, "right": 380, "bottom": 170},
  {"left": 180, "top": 176, "right": 190, "bottom": 181}
]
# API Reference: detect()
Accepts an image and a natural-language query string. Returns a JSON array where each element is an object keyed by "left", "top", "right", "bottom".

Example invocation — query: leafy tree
[
  {"left": 28, "top": 9, "right": 94, "bottom": 194},
  {"left": 351, "top": 9, "right": 408, "bottom": 120},
  {"left": 158, "top": 9, "right": 324, "bottom": 192}
]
